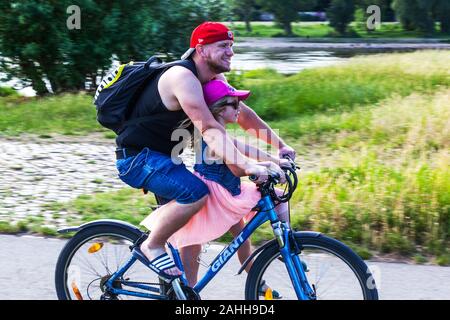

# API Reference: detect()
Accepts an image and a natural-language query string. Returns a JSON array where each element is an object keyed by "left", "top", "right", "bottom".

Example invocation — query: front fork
[{"left": 273, "top": 221, "right": 316, "bottom": 300}]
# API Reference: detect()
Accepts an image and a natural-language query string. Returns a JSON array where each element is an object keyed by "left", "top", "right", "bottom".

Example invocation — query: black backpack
[{"left": 93, "top": 56, "right": 195, "bottom": 134}]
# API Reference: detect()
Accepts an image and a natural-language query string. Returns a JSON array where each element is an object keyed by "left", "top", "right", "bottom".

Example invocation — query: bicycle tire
[
  {"left": 245, "top": 232, "right": 379, "bottom": 300},
  {"left": 55, "top": 225, "right": 142, "bottom": 300}
]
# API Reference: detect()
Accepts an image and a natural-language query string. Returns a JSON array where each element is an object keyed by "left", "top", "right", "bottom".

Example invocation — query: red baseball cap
[
  {"left": 181, "top": 22, "right": 234, "bottom": 60},
  {"left": 202, "top": 80, "right": 250, "bottom": 106}
]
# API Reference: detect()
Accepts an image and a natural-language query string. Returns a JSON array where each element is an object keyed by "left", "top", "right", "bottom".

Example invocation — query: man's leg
[
  {"left": 140, "top": 196, "right": 207, "bottom": 276},
  {"left": 179, "top": 244, "right": 202, "bottom": 287}
]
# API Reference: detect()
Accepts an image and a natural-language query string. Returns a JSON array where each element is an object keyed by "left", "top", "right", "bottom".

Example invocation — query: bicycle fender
[
  {"left": 237, "top": 239, "right": 276, "bottom": 275},
  {"left": 236, "top": 231, "right": 321, "bottom": 275},
  {"left": 57, "top": 219, "right": 145, "bottom": 237}
]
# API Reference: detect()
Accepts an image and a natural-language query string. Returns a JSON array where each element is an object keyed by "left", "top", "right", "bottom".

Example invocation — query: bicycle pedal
[{"left": 302, "top": 261, "right": 309, "bottom": 272}]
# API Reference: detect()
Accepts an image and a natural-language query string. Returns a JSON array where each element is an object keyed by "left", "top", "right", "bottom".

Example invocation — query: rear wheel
[
  {"left": 55, "top": 225, "right": 161, "bottom": 300},
  {"left": 245, "top": 233, "right": 379, "bottom": 300}
]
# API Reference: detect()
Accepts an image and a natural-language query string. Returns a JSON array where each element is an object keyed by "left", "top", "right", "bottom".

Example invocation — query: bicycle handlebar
[{"left": 249, "top": 156, "right": 299, "bottom": 203}]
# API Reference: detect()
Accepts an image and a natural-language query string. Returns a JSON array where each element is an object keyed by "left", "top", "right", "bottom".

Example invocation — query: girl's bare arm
[{"left": 233, "top": 138, "right": 281, "bottom": 164}]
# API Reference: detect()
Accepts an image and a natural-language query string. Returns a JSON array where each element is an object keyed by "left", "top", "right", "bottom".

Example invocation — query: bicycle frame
[{"left": 105, "top": 194, "right": 314, "bottom": 300}]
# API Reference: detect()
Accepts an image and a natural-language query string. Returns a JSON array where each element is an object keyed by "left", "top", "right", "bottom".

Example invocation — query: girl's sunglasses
[{"left": 216, "top": 100, "right": 240, "bottom": 110}]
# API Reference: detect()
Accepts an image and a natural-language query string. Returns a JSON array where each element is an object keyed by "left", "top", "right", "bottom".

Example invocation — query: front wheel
[{"left": 245, "top": 232, "right": 379, "bottom": 300}]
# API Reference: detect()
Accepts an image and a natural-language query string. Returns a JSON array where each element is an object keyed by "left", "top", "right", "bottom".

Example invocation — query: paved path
[{"left": 1, "top": 234, "right": 449, "bottom": 300}]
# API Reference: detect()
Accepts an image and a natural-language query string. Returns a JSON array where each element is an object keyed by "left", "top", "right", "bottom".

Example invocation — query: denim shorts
[{"left": 116, "top": 148, "right": 209, "bottom": 204}]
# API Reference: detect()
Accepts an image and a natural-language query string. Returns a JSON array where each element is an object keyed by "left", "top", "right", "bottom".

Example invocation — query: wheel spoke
[
  {"left": 246, "top": 235, "right": 377, "bottom": 300},
  {"left": 57, "top": 230, "right": 157, "bottom": 300}
]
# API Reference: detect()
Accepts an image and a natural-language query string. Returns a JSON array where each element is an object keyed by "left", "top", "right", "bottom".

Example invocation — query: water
[
  {"left": 231, "top": 37, "right": 450, "bottom": 74},
  {"left": 231, "top": 50, "right": 349, "bottom": 74}
]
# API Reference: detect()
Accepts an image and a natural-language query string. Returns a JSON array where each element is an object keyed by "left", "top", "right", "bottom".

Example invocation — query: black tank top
[{"left": 116, "top": 59, "right": 197, "bottom": 155}]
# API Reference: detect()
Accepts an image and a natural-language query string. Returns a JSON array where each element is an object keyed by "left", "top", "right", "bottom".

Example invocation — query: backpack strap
[
  {"left": 158, "top": 58, "right": 198, "bottom": 78},
  {"left": 121, "top": 59, "right": 199, "bottom": 129}
]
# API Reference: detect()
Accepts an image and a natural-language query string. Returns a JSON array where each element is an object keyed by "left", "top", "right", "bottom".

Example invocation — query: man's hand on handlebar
[
  {"left": 246, "top": 162, "right": 287, "bottom": 185},
  {"left": 278, "top": 145, "right": 296, "bottom": 161},
  {"left": 278, "top": 158, "right": 292, "bottom": 169},
  {"left": 245, "top": 156, "right": 299, "bottom": 202},
  {"left": 257, "top": 161, "right": 286, "bottom": 184},
  {"left": 245, "top": 163, "right": 269, "bottom": 184}
]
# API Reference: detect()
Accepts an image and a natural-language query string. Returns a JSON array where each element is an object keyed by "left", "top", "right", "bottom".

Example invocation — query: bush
[
  {"left": 436, "top": 254, "right": 450, "bottom": 266},
  {"left": 0, "top": 86, "right": 18, "bottom": 97}
]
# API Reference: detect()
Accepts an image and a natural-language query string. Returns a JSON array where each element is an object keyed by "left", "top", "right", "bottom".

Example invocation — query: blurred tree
[
  {"left": 0, "top": 0, "right": 226, "bottom": 95},
  {"left": 188, "top": 0, "right": 231, "bottom": 23},
  {"left": 379, "top": 0, "right": 396, "bottom": 22},
  {"left": 327, "top": 0, "right": 355, "bottom": 35},
  {"left": 231, "top": 0, "right": 257, "bottom": 32},
  {"left": 0, "top": 1, "right": 68, "bottom": 95},
  {"left": 355, "top": 0, "right": 395, "bottom": 22},
  {"left": 313, "top": 0, "right": 332, "bottom": 11},
  {"left": 354, "top": 7, "right": 368, "bottom": 32},
  {"left": 392, "top": 0, "right": 435, "bottom": 35},
  {"left": 257, "top": 0, "right": 317, "bottom": 36},
  {"left": 432, "top": 0, "right": 450, "bottom": 34}
]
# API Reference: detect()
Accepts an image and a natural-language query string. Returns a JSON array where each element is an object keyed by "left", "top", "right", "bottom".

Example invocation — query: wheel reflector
[
  {"left": 71, "top": 281, "right": 83, "bottom": 300},
  {"left": 265, "top": 288, "right": 273, "bottom": 300},
  {"left": 88, "top": 242, "right": 103, "bottom": 254}
]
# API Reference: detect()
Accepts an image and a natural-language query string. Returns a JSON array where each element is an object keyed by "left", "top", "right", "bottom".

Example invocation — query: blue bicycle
[{"left": 55, "top": 160, "right": 379, "bottom": 300}]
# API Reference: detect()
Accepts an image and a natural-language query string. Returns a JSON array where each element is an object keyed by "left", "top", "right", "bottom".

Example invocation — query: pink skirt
[{"left": 140, "top": 172, "right": 261, "bottom": 249}]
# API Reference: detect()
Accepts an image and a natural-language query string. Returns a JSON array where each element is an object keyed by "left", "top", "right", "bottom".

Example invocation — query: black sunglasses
[{"left": 215, "top": 99, "right": 240, "bottom": 110}]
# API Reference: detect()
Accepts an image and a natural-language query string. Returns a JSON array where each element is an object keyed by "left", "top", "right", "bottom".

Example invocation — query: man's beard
[{"left": 206, "top": 57, "right": 230, "bottom": 74}]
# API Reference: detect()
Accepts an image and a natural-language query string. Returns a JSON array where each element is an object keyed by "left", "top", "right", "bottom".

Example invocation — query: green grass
[
  {"left": 436, "top": 254, "right": 450, "bottom": 266},
  {"left": 286, "top": 88, "right": 450, "bottom": 258},
  {"left": 0, "top": 221, "right": 20, "bottom": 233},
  {"left": 42, "top": 188, "right": 157, "bottom": 228},
  {"left": 0, "top": 220, "right": 30, "bottom": 233},
  {"left": 31, "top": 225, "right": 58, "bottom": 236},
  {"left": 0, "top": 86, "right": 19, "bottom": 97},
  {"left": 0, "top": 92, "right": 104, "bottom": 136},
  {"left": 414, "top": 254, "right": 428, "bottom": 264},
  {"left": 0, "top": 218, "right": 61, "bottom": 236},
  {"left": 238, "top": 51, "right": 450, "bottom": 121},
  {"left": 227, "top": 21, "right": 450, "bottom": 39}
]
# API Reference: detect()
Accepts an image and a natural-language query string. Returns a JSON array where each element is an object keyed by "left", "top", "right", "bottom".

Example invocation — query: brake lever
[
  {"left": 282, "top": 155, "right": 297, "bottom": 170},
  {"left": 249, "top": 173, "right": 280, "bottom": 183}
]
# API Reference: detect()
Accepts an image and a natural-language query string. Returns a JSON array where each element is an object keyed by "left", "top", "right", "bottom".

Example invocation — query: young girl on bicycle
[{"left": 141, "top": 80, "right": 289, "bottom": 297}]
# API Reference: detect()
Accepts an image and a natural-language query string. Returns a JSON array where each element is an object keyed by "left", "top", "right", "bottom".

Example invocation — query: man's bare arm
[{"left": 170, "top": 68, "right": 255, "bottom": 176}]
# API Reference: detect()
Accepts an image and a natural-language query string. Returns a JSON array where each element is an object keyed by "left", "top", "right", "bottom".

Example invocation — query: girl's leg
[
  {"left": 274, "top": 188, "right": 290, "bottom": 224},
  {"left": 229, "top": 217, "right": 282, "bottom": 297},
  {"left": 227, "top": 198, "right": 288, "bottom": 275},
  {"left": 179, "top": 244, "right": 202, "bottom": 287},
  {"left": 229, "top": 219, "right": 253, "bottom": 273}
]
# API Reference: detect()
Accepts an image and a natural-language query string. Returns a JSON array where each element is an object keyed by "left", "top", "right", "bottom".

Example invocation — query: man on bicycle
[{"left": 115, "top": 21, "right": 296, "bottom": 281}]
